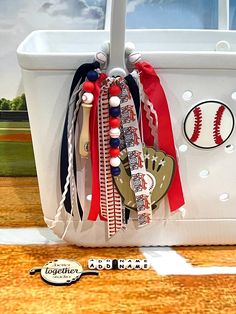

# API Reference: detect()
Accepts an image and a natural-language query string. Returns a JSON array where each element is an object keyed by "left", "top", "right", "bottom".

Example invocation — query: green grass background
[{"left": 0, "top": 121, "right": 36, "bottom": 176}]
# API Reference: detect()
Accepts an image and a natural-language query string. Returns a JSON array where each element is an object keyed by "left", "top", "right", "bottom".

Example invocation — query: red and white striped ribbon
[{"left": 98, "top": 78, "right": 123, "bottom": 238}]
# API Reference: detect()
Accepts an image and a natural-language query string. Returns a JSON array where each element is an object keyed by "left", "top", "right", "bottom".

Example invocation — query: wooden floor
[{"left": 1, "top": 177, "right": 236, "bottom": 314}]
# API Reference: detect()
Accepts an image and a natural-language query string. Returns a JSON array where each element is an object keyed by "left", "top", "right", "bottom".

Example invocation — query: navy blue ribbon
[{"left": 60, "top": 61, "right": 100, "bottom": 218}]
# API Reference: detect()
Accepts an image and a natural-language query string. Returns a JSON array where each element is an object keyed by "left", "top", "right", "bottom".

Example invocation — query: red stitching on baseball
[
  {"left": 213, "top": 105, "right": 225, "bottom": 145},
  {"left": 190, "top": 106, "right": 202, "bottom": 143}
]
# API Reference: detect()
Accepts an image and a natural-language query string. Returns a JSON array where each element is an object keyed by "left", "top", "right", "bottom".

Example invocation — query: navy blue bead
[
  {"left": 111, "top": 167, "right": 121, "bottom": 176},
  {"left": 110, "top": 138, "right": 120, "bottom": 147},
  {"left": 87, "top": 70, "right": 98, "bottom": 82},
  {"left": 110, "top": 107, "right": 121, "bottom": 117}
]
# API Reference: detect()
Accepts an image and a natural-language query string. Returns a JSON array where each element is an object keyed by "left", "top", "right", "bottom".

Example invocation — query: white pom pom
[
  {"left": 129, "top": 52, "right": 141, "bottom": 64},
  {"left": 110, "top": 157, "right": 121, "bottom": 167},
  {"left": 82, "top": 92, "right": 94, "bottom": 104},
  {"left": 109, "top": 96, "right": 120, "bottom": 107},
  {"left": 125, "top": 42, "right": 135, "bottom": 55},
  {"left": 95, "top": 51, "right": 107, "bottom": 64},
  {"left": 109, "top": 128, "right": 120, "bottom": 138}
]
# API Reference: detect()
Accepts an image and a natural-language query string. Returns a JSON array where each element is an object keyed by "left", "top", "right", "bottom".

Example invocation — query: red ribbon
[
  {"left": 88, "top": 73, "right": 107, "bottom": 220},
  {"left": 136, "top": 61, "right": 185, "bottom": 211}
]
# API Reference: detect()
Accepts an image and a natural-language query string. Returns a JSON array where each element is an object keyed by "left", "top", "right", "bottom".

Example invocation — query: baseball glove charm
[{"left": 113, "top": 146, "right": 175, "bottom": 211}]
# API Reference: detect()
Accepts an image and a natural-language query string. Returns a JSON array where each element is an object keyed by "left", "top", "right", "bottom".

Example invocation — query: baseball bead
[
  {"left": 95, "top": 51, "right": 107, "bottom": 64},
  {"left": 82, "top": 92, "right": 94, "bottom": 104},
  {"left": 109, "top": 128, "right": 120, "bottom": 138},
  {"left": 110, "top": 157, "right": 121, "bottom": 167},
  {"left": 184, "top": 101, "right": 234, "bottom": 149},
  {"left": 83, "top": 81, "right": 95, "bottom": 93},
  {"left": 109, "top": 96, "right": 120, "bottom": 107},
  {"left": 128, "top": 52, "right": 141, "bottom": 64}
]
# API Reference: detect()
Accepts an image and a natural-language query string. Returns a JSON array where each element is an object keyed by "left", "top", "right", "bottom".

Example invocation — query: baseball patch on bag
[{"left": 184, "top": 100, "right": 234, "bottom": 149}]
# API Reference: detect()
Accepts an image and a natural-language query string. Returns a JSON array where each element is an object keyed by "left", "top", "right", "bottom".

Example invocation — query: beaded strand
[
  {"left": 88, "top": 258, "right": 150, "bottom": 270},
  {"left": 108, "top": 84, "right": 122, "bottom": 176}
]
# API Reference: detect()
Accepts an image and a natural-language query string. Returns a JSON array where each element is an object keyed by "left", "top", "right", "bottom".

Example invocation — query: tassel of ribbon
[
  {"left": 135, "top": 61, "right": 185, "bottom": 211},
  {"left": 60, "top": 61, "right": 100, "bottom": 217},
  {"left": 118, "top": 78, "right": 152, "bottom": 226},
  {"left": 87, "top": 73, "right": 107, "bottom": 221},
  {"left": 98, "top": 78, "right": 124, "bottom": 237}
]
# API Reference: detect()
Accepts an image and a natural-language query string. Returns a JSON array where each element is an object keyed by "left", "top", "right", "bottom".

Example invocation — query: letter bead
[
  {"left": 118, "top": 259, "right": 126, "bottom": 270},
  {"left": 88, "top": 259, "right": 97, "bottom": 270},
  {"left": 125, "top": 259, "right": 134, "bottom": 270},
  {"left": 134, "top": 259, "right": 141, "bottom": 270},
  {"left": 97, "top": 259, "right": 105, "bottom": 270},
  {"left": 105, "top": 259, "right": 113, "bottom": 270},
  {"left": 141, "top": 259, "right": 150, "bottom": 270}
]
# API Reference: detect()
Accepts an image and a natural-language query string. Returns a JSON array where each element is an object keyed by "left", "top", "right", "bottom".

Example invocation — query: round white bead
[
  {"left": 109, "top": 96, "right": 120, "bottom": 107},
  {"left": 88, "top": 259, "right": 97, "bottom": 270},
  {"left": 129, "top": 52, "right": 141, "bottom": 64},
  {"left": 82, "top": 92, "right": 94, "bottom": 104},
  {"left": 110, "top": 157, "right": 121, "bottom": 167},
  {"left": 109, "top": 128, "right": 120, "bottom": 138}
]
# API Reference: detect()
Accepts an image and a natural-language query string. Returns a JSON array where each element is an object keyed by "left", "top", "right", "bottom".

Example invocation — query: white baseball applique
[{"left": 184, "top": 101, "right": 235, "bottom": 149}]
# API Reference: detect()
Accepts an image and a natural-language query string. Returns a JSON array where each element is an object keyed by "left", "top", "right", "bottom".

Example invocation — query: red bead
[
  {"left": 109, "top": 117, "right": 120, "bottom": 128},
  {"left": 83, "top": 81, "right": 95, "bottom": 92},
  {"left": 109, "top": 147, "right": 120, "bottom": 157},
  {"left": 109, "top": 85, "right": 121, "bottom": 96}
]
